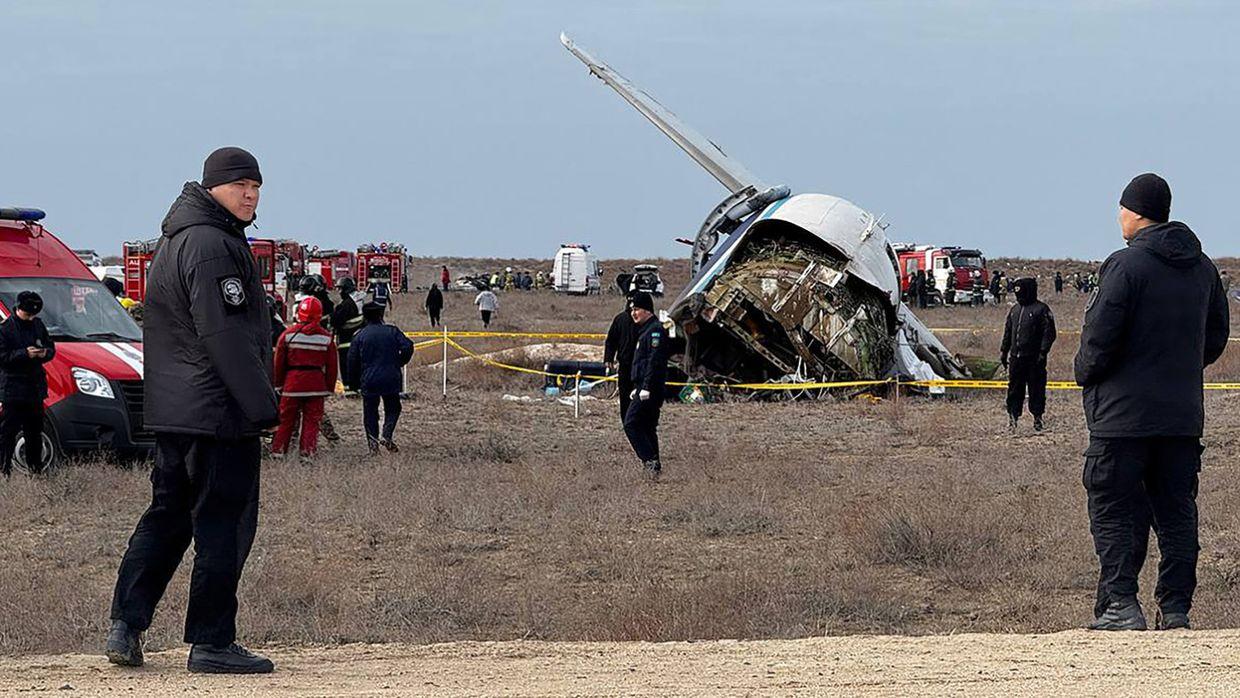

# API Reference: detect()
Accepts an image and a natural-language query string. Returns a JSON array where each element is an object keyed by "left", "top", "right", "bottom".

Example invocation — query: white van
[{"left": 552, "top": 244, "right": 601, "bottom": 295}]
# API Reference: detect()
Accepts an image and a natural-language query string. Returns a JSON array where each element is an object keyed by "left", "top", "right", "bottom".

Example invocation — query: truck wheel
[{"left": 13, "top": 421, "right": 61, "bottom": 474}]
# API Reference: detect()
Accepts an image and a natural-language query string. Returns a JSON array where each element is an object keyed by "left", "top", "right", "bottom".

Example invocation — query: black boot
[
  {"left": 187, "top": 642, "right": 274, "bottom": 674},
  {"left": 381, "top": 439, "right": 399, "bottom": 453},
  {"left": 1157, "top": 610, "right": 1191, "bottom": 630},
  {"left": 642, "top": 459, "right": 662, "bottom": 481},
  {"left": 1033, "top": 416, "right": 1044, "bottom": 432},
  {"left": 1088, "top": 598, "right": 1147, "bottom": 631},
  {"left": 1008, "top": 415, "right": 1018, "bottom": 434},
  {"left": 105, "top": 619, "right": 144, "bottom": 667}
]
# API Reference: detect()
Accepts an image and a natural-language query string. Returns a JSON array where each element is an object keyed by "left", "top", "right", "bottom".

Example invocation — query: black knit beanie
[
  {"left": 1120, "top": 173, "right": 1171, "bottom": 223},
  {"left": 630, "top": 292, "right": 654, "bottom": 312},
  {"left": 202, "top": 147, "right": 263, "bottom": 189}
]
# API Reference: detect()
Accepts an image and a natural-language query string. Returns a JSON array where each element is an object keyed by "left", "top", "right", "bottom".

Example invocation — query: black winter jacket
[
  {"left": 630, "top": 317, "right": 669, "bottom": 396},
  {"left": 0, "top": 315, "right": 56, "bottom": 402},
  {"left": 143, "top": 182, "right": 279, "bottom": 438},
  {"left": 603, "top": 309, "right": 637, "bottom": 376},
  {"left": 347, "top": 320, "right": 414, "bottom": 396},
  {"left": 1074, "top": 222, "right": 1230, "bottom": 437},
  {"left": 332, "top": 292, "right": 363, "bottom": 348},
  {"left": 1001, "top": 278, "right": 1056, "bottom": 362}
]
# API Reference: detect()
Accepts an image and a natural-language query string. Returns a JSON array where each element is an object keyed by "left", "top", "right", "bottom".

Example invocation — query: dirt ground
[
  {"left": 3, "top": 630, "right": 1239, "bottom": 696},
  {"left": 0, "top": 256, "right": 1236, "bottom": 694}
]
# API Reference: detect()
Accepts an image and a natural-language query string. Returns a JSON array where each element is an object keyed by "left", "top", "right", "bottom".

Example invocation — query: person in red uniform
[{"left": 271, "top": 297, "right": 338, "bottom": 457}]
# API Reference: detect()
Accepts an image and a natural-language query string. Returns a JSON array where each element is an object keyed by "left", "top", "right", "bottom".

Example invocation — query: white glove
[{"left": 638, "top": 390, "right": 651, "bottom": 401}]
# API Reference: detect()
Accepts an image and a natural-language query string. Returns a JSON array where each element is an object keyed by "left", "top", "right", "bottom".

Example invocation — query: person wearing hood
[
  {"left": 107, "top": 147, "right": 278, "bottom": 674},
  {"left": 425, "top": 283, "right": 444, "bottom": 327},
  {"left": 1074, "top": 173, "right": 1230, "bottom": 632},
  {"left": 271, "top": 296, "right": 338, "bottom": 458},
  {"left": 0, "top": 291, "right": 56, "bottom": 476},
  {"left": 347, "top": 302, "right": 414, "bottom": 454},
  {"left": 331, "top": 277, "right": 365, "bottom": 393},
  {"left": 1000, "top": 277, "right": 1056, "bottom": 432}
]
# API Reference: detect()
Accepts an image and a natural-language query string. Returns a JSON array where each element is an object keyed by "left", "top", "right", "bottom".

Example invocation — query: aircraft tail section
[{"left": 560, "top": 33, "right": 765, "bottom": 194}]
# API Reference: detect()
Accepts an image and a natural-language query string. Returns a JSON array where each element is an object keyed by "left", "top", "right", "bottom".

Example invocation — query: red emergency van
[{"left": 1, "top": 208, "right": 152, "bottom": 470}]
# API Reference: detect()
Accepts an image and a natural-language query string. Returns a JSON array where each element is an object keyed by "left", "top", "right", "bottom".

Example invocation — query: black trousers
[
  {"left": 1084, "top": 436, "right": 1201, "bottom": 615},
  {"left": 616, "top": 372, "right": 633, "bottom": 425},
  {"left": 1006, "top": 356, "right": 1047, "bottom": 418},
  {"left": 623, "top": 397, "right": 662, "bottom": 462},
  {"left": 480, "top": 310, "right": 492, "bottom": 327},
  {"left": 428, "top": 310, "right": 441, "bottom": 327},
  {"left": 111, "top": 434, "right": 261, "bottom": 646},
  {"left": 1094, "top": 488, "right": 1155, "bottom": 619},
  {"left": 0, "top": 399, "right": 44, "bottom": 475},
  {"left": 363, "top": 393, "right": 402, "bottom": 444}
]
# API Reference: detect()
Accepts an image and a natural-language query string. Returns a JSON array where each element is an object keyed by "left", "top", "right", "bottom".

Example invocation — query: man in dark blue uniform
[
  {"left": 603, "top": 295, "right": 638, "bottom": 423},
  {"left": 623, "top": 292, "right": 668, "bottom": 480},
  {"left": 1000, "top": 277, "right": 1056, "bottom": 432},
  {"left": 1075, "top": 173, "right": 1230, "bottom": 631},
  {"left": 107, "top": 148, "right": 279, "bottom": 674}
]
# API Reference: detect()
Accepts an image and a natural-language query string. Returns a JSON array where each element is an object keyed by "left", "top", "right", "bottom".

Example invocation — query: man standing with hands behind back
[
  {"left": 1075, "top": 173, "right": 1229, "bottom": 631},
  {"left": 106, "top": 147, "right": 280, "bottom": 674},
  {"left": 0, "top": 291, "right": 56, "bottom": 476}
]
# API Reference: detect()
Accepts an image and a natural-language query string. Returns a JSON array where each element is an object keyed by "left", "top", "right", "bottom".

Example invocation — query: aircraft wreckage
[{"left": 562, "top": 34, "right": 969, "bottom": 388}]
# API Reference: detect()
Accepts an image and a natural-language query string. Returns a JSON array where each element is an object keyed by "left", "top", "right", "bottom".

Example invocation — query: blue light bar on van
[{"left": 0, "top": 208, "right": 46, "bottom": 222}]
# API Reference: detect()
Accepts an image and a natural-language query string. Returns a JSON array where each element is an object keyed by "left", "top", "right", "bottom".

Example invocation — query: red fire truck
[
  {"left": 306, "top": 249, "right": 355, "bottom": 289},
  {"left": 1, "top": 208, "right": 152, "bottom": 470},
  {"left": 123, "top": 236, "right": 289, "bottom": 316},
  {"left": 356, "top": 243, "right": 406, "bottom": 292},
  {"left": 892, "top": 244, "right": 989, "bottom": 305},
  {"left": 122, "top": 238, "right": 158, "bottom": 303}
]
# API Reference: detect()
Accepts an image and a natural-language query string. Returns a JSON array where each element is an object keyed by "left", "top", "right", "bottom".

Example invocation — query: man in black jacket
[
  {"left": 623, "top": 293, "right": 668, "bottom": 480},
  {"left": 0, "top": 291, "right": 56, "bottom": 476},
  {"left": 603, "top": 295, "right": 637, "bottom": 422},
  {"left": 107, "top": 148, "right": 279, "bottom": 674},
  {"left": 1074, "top": 173, "right": 1230, "bottom": 631},
  {"left": 331, "top": 277, "right": 364, "bottom": 393},
  {"left": 1000, "top": 277, "right": 1056, "bottom": 432}
]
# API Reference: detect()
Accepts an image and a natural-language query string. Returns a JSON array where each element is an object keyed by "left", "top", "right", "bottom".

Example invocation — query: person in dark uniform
[
  {"left": 1000, "top": 277, "right": 1056, "bottom": 432},
  {"left": 107, "top": 147, "right": 279, "bottom": 674},
  {"left": 348, "top": 302, "right": 414, "bottom": 453},
  {"left": 1054, "top": 271, "right": 1064, "bottom": 294},
  {"left": 1075, "top": 173, "right": 1230, "bottom": 631},
  {"left": 913, "top": 270, "right": 927, "bottom": 309},
  {"left": 331, "top": 277, "right": 364, "bottom": 393},
  {"left": 623, "top": 293, "right": 668, "bottom": 480},
  {"left": 425, "top": 283, "right": 444, "bottom": 327},
  {"left": 0, "top": 291, "right": 55, "bottom": 476},
  {"left": 603, "top": 295, "right": 638, "bottom": 422}
]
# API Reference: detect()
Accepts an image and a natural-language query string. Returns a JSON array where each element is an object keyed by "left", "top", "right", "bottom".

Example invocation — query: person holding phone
[{"left": 0, "top": 290, "right": 56, "bottom": 476}]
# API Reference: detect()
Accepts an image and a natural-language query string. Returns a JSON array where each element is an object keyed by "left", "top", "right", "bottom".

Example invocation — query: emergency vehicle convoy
[
  {"left": 1, "top": 208, "right": 151, "bottom": 470},
  {"left": 893, "top": 244, "right": 990, "bottom": 304}
]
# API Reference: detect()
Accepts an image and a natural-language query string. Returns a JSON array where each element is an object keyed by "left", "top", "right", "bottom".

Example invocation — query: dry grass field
[{"left": 0, "top": 256, "right": 1236, "bottom": 670}]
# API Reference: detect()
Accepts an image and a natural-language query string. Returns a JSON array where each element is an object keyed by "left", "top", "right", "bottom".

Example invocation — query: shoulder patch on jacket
[{"left": 219, "top": 276, "right": 247, "bottom": 311}]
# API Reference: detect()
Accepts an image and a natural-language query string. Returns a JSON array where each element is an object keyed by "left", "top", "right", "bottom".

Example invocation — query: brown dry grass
[{"left": 0, "top": 257, "right": 1236, "bottom": 656}]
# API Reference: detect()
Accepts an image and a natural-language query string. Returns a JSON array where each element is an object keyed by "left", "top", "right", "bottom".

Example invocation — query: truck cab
[{"left": 1, "top": 209, "right": 151, "bottom": 470}]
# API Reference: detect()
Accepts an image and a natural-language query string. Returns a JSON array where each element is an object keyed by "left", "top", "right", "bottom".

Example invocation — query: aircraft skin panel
[
  {"left": 753, "top": 193, "right": 900, "bottom": 306},
  {"left": 560, "top": 33, "right": 765, "bottom": 195}
]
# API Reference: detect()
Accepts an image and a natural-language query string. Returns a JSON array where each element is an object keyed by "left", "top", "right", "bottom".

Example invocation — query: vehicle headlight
[{"left": 72, "top": 367, "right": 115, "bottom": 399}]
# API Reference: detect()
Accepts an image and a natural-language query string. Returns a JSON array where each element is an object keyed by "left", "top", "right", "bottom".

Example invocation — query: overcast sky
[{"left": 3, "top": 0, "right": 1236, "bottom": 263}]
